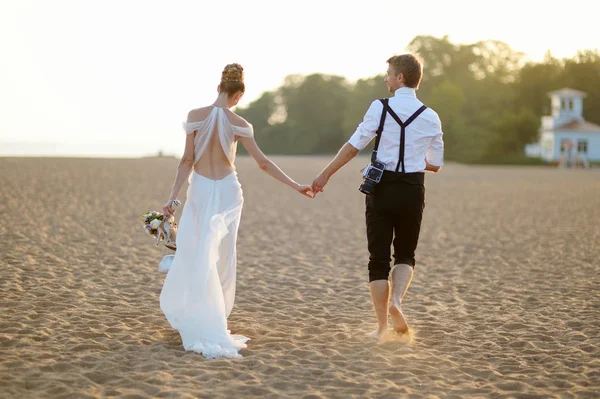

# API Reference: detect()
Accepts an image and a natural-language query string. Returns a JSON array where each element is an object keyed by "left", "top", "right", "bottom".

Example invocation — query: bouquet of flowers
[
  {"left": 142, "top": 201, "right": 180, "bottom": 250},
  {"left": 143, "top": 211, "right": 166, "bottom": 238}
]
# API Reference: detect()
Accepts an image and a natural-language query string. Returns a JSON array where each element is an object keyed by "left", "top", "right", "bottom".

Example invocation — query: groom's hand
[
  {"left": 312, "top": 173, "right": 329, "bottom": 195},
  {"left": 295, "top": 184, "right": 315, "bottom": 199}
]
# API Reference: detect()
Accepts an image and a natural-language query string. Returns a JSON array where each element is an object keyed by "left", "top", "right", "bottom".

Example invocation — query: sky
[{"left": 1, "top": 0, "right": 598, "bottom": 157}]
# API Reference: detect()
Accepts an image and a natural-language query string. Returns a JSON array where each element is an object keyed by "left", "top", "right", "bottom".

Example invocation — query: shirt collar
[{"left": 394, "top": 87, "right": 416, "bottom": 97}]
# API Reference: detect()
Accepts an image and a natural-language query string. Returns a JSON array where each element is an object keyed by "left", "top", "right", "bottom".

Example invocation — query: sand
[{"left": 1, "top": 156, "right": 599, "bottom": 398}]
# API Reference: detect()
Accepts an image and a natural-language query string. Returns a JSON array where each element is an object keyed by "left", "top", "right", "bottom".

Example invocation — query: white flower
[{"left": 150, "top": 219, "right": 162, "bottom": 229}]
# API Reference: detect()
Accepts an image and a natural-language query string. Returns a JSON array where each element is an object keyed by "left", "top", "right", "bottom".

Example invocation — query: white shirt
[
  {"left": 348, "top": 87, "right": 444, "bottom": 172},
  {"left": 182, "top": 106, "right": 254, "bottom": 167}
]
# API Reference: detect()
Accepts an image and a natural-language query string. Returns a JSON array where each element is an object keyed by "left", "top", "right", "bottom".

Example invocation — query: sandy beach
[{"left": 1, "top": 156, "right": 599, "bottom": 398}]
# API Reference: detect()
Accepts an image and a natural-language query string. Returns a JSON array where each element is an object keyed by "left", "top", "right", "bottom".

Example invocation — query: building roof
[
  {"left": 555, "top": 120, "right": 600, "bottom": 133},
  {"left": 548, "top": 88, "right": 588, "bottom": 98}
]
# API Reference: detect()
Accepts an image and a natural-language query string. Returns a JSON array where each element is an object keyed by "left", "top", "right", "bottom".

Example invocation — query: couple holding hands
[{"left": 159, "top": 54, "right": 443, "bottom": 359}]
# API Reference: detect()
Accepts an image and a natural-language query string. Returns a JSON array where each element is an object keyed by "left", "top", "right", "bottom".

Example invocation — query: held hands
[
  {"left": 311, "top": 172, "right": 329, "bottom": 196},
  {"left": 294, "top": 171, "right": 331, "bottom": 199},
  {"left": 295, "top": 184, "right": 315, "bottom": 199}
]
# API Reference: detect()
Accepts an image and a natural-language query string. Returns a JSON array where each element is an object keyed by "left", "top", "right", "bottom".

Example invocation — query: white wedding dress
[{"left": 159, "top": 106, "right": 254, "bottom": 359}]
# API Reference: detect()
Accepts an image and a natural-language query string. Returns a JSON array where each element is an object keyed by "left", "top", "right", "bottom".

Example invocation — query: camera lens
[{"left": 359, "top": 179, "right": 376, "bottom": 195}]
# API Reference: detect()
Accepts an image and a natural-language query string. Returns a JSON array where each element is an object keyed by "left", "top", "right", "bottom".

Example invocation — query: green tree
[
  {"left": 488, "top": 109, "right": 540, "bottom": 156},
  {"left": 513, "top": 53, "right": 563, "bottom": 117},
  {"left": 426, "top": 80, "right": 468, "bottom": 161},
  {"left": 236, "top": 36, "right": 598, "bottom": 163},
  {"left": 343, "top": 75, "right": 389, "bottom": 138},
  {"left": 280, "top": 74, "right": 350, "bottom": 153}
]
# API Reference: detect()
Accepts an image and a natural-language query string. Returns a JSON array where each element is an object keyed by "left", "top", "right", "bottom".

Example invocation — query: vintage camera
[{"left": 359, "top": 160, "right": 385, "bottom": 195}]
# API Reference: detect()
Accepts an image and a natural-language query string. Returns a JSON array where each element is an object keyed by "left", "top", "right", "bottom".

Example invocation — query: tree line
[{"left": 237, "top": 35, "right": 600, "bottom": 163}]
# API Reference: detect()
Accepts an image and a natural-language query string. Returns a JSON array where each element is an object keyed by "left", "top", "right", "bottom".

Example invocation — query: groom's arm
[
  {"left": 321, "top": 143, "right": 360, "bottom": 179},
  {"left": 312, "top": 143, "right": 358, "bottom": 193},
  {"left": 425, "top": 112, "right": 444, "bottom": 173},
  {"left": 312, "top": 101, "right": 381, "bottom": 193}
]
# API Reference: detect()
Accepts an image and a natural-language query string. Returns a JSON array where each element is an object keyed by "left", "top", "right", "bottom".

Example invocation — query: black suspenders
[
  {"left": 372, "top": 98, "right": 428, "bottom": 173},
  {"left": 371, "top": 99, "right": 390, "bottom": 164}
]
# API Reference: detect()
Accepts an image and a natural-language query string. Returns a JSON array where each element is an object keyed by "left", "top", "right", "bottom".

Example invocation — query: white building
[{"left": 526, "top": 88, "right": 600, "bottom": 165}]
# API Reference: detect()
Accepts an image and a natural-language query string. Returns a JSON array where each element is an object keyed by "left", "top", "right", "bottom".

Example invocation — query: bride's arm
[
  {"left": 163, "top": 133, "right": 195, "bottom": 217},
  {"left": 239, "top": 137, "right": 313, "bottom": 198}
]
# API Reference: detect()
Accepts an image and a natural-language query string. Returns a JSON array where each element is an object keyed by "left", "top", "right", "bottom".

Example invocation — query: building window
[
  {"left": 561, "top": 99, "right": 566, "bottom": 109},
  {"left": 578, "top": 140, "right": 588, "bottom": 153}
]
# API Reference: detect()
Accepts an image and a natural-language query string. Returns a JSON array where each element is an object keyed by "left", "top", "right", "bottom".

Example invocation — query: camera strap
[
  {"left": 381, "top": 102, "right": 428, "bottom": 173},
  {"left": 371, "top": 98, "right": 389, "bottom": 164}
]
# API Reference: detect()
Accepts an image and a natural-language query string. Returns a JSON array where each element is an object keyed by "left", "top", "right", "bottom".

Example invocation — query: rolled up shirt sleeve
[
  {"left": 426, "top": 115, "right": 444, "bottom": 166},
  {"left": 348, "top": 100, "right": 383, "bottom": 151}
]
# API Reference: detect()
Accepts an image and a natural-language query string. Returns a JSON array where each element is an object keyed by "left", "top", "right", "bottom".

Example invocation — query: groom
[{"left": 311, "top": 54, "right": 444, "bottom": 338}]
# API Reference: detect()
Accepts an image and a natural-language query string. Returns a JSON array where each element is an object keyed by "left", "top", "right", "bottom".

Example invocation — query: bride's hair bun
[
  {"left": 219, "top": 63, "right": 245, "bottom": 97},
  {"left": 221, "top": 63, "right": 244, "bottom": 83}
]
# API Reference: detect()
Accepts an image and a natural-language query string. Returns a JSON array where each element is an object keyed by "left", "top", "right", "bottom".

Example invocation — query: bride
[{"left": 159, "top": 63, "right": 313, "bottom": 359}]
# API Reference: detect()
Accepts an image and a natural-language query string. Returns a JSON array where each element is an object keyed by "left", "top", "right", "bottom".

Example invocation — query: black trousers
[{"left": 365, "top": 171, "right": 425, "bottom": 282}]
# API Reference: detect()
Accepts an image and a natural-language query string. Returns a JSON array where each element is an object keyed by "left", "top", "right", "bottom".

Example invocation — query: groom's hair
[{"left": 387, "top": 54, "right": 423, "bottom": 89}]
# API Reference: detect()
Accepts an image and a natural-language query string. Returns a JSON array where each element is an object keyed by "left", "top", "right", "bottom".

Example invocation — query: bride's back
[{"left": 187, "top": 106, "right": 252, "bottom": 180}]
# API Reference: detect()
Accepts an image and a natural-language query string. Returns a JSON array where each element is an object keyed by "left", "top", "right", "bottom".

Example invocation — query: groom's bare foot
[
  {"left": 389, "top": 264, "right": 413, "bottom": 335},
  {"left": 367, "top": 327, "right": 387, "bottom": 340},
  {"left": 389, "top": 302, "right": 409, "bottom": 334}
]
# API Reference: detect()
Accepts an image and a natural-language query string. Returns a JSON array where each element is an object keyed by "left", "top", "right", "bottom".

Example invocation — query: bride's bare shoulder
[
  {"left": 223, "top": 109, "right": 251, "bottom": 128},
  {"left": 186, "top": 106, "right": 213, "bottom": 123}
]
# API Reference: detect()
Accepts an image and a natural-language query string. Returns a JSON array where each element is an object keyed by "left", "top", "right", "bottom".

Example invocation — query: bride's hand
[
  {"left": 295, "top": 184, "right": 315, "bottom": 199},
  {"left": 162, "top": 200, "right": 177, "bottom": 218}
]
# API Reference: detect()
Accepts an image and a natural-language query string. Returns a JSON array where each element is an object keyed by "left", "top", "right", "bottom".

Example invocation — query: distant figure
[
  {"left": 311, "top": 54, "right": 444, "bottom": 339},
  {"left": 580, "top": 153, "right": 590, "bottom": 169},
  {"left": 159, "top": 63, "right": 314, "bottom": 359},
  {"left": 574, "top": 151, "right": 590, "bottom": 169}
]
